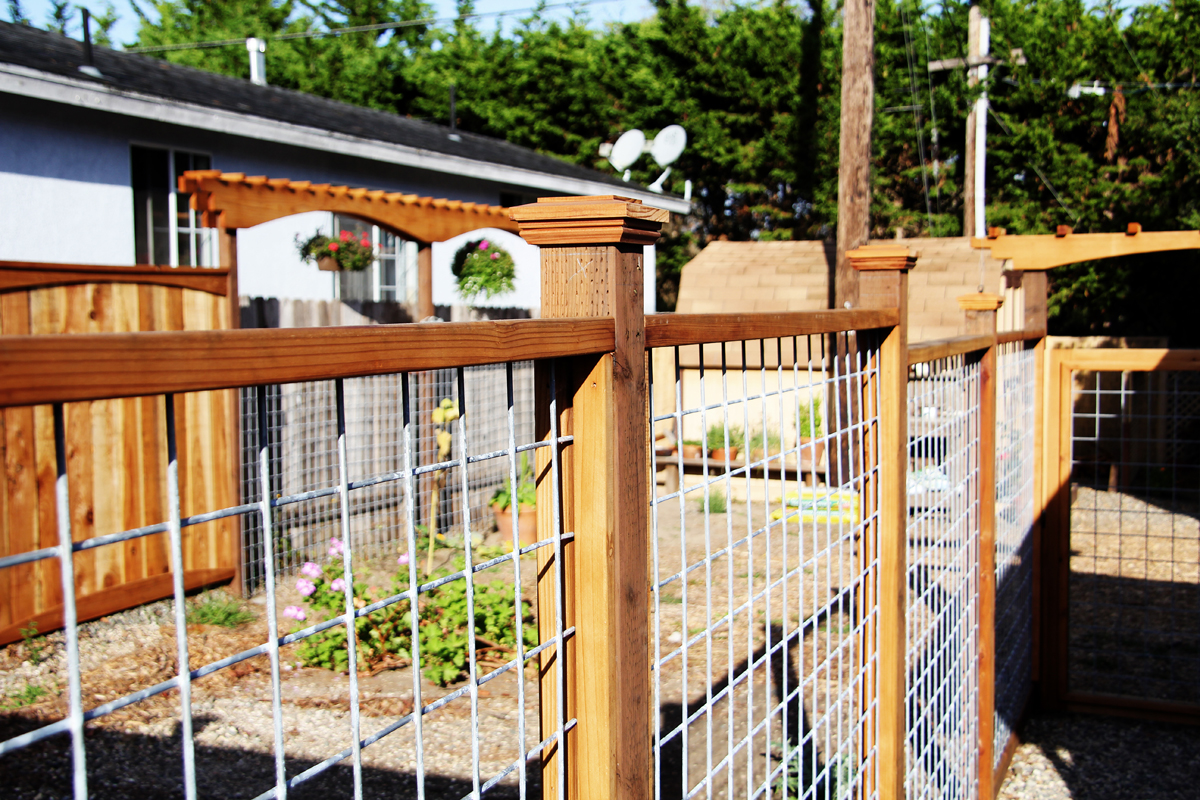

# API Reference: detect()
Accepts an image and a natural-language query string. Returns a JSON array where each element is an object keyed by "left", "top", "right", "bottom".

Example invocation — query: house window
[
  {"left": 332, "top": 214, "right": 418, "bottom": 304},
  {"left": 131, "top": 145, "right": 215, "bottom": 266}
]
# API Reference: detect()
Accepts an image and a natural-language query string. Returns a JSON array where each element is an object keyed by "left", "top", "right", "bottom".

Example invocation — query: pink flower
[
  {"left": 491, "top": 252, "right": 500, "bottom": 260},
  {"left": 361, "top": 237, "right": 370, "bottom": 246},
  {"left": 283, "top": 605, "right": 307, "bottom": 621},
  {"left": 328, "top": 538, "right": 344, "bottom": 557},
  {"left": 397, "top": 553, "right": 410, "bottom": 566},
  {"left": 296, "top": 578, "right": 316, "bottom": 596},
  {"left": 328, "top": 242, "right": 339, "bottom": 252},
  {"left": 330, "top": 577, "right": 346, "bottom": 592},
  {"left": 300, "top": 561, "right": 321, "bottom": 579},
  {"left": 479, "top": 240, "right": 489, "bottom": 250},
  {"left": 339, "top": 230, "right": 353, "bottom": 242}
]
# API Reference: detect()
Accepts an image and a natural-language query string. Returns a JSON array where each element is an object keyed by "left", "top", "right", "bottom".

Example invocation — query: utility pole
[
  {"left": 834, "top": 0, "right": 876, "bottom": 310},
  {"left": 964, "top": 4, "right": 989, "bottom": 238}
]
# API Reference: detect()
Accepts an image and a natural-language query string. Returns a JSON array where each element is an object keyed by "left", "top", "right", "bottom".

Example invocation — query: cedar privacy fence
[{"left": 0, "top": 197, "right": 1196, "bottom": 799}]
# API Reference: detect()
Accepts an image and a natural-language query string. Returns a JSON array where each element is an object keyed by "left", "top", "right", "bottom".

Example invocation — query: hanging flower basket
[
  {"left": 297, "top": 230, "right": 375, "bottom": 272},
  {"left": 452, "top": 238, "right": 516, "bottom": 301}
]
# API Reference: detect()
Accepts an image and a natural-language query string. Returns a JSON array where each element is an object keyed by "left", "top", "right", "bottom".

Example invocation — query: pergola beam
[
  {"left": 178, "top": 170, "right": 519, "bottom": 242},
  {"left": 972, "top": 226, "right": 1200, "bottom": 271}
]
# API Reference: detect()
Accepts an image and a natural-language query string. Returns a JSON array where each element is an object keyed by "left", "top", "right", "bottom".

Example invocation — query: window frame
[{"left": 130, "top": 142, "right": 216, "bottom": 268}]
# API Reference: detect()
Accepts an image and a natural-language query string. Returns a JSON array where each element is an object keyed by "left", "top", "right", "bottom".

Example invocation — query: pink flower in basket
[
  {"left": 328, "top": 242, "right": 339, "bottom": 252},
  {"left": 479, "top": 240, "right": 490, "bottom": 250}
]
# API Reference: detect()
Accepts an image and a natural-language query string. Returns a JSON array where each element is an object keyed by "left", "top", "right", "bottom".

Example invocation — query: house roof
[
  {"left": 0, "top": 22, "right": 690, "bottom": 212},
  {"left": 676, "top": 238, "right": 1010, "bottom": 344}
]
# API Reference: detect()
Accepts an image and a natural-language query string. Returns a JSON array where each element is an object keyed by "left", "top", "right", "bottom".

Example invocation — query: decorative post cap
[
  {"left": 956, "top": 292, "right": 1005, "bottom": 311},
  {"left": 509, "top": 195, "right": 669, "bottom": 246},
  {"left": 846, "top": 246, "right": 918, "bottom": 271}
]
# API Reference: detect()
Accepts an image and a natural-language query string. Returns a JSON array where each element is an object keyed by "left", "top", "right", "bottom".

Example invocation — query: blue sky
[
  {"left": 17, "top": 0, "right": 1160, "bottom": 50},
  {"left": 18, "top": 0, "right": 659, "bottom": 49}
]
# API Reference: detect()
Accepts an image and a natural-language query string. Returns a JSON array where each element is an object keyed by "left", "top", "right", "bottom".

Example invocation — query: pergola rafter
[
  {"left": 178, "top": 170, "right": 523, "bottom": 321},
  {"left": 178, "top": 170, "right": 519, "bottom": 242},
  {"left": 972, "top": 224, "right": 1200, "bottom": 271}
]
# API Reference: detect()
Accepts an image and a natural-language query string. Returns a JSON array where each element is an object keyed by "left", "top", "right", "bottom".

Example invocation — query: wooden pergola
[
  {"left": 972, "top": 224, "right": 1200, "bottom": 270},
  {"left": 178, "top": 170, "right": 522, "bottom": 322}
]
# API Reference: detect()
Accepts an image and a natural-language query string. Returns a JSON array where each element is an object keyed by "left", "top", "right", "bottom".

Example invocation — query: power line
[
  {"left": 898, "top": 0, "right": 934, "bottom": 232},
  {"left": 125, "top": 0, "right": 622, "bottom": 54},
  {"left": 987, "top": 108, "right": 1079, "bottom": 224}
]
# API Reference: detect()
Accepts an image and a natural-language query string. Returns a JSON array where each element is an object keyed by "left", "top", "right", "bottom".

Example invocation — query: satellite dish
[
  {"left": 607, "top": 129, "right": 645, "bottom": 171},
  {"left": 650, "top": 125, "right": 687, "bottom": 167}
]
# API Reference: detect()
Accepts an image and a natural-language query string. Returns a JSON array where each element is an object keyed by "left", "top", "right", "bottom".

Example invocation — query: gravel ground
[{"left": 998, "top": 711, "right": 1200, "bottom": 800}]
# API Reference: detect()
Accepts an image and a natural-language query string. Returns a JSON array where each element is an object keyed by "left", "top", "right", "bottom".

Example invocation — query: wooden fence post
[
  {"left": 511, "top": 196, "right": 667, "bottom": 800},
  {"left": 849, "top": 246, "right": 914, "bottom": 800},
  {"left": 219, "top": 228, "right": 244, "bottom": 596},
  {"left": 1021, "top": 272, "right": 1048, "bottom": 691},
  {"left": 958, "top": 292, "right": 1002, "bottom": 799}
]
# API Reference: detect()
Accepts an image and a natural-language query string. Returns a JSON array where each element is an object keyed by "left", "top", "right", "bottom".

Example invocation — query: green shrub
[
  {"left": 705, "top": 423, "right": 744, "bottom": 452},
  {"left": 0, "top": 683, "right": 47, "bottom": 710},
  {"left": 491, "top": 452, "right": 536, "bottom": 511},
  {"left": 749, "top": 427, "right": 783, "bottom": 453},
  {"left": 699, "top": 489, "right": 728, "bottom": 514},
  {"left": 291, "top": 554, "right": 536, "bottom": 686},
  {"left": 798, "top": 397, "right": 823, "bottom": 439},
  {"left": 187, "top": 593, "right": 255, "bottom": 628}
]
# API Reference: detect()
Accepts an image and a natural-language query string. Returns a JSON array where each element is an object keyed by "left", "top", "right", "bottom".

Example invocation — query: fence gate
[
  {"left": 0, "top": 262, "right": 238, "bottom": 645},
  {"left": 1043, "top": 348, "right": 1200, "bottom": 722}
]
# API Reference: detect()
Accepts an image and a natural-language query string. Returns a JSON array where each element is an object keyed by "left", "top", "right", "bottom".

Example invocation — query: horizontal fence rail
[{"left": 0, "top": 318, "right": 616, "bottom": 407}]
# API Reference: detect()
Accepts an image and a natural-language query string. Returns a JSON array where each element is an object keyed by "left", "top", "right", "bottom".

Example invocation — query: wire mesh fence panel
[
  {"left": 0, "top": 361, "right": 568, "bottom": 800},
  {"left": 241, "top": 364, "right": 535, "bottom": 594},
  {"left": 905, "top": 354, "right": 981, "bottom": 800},
  {"left": 648, "top": 332, "right": 880, "bottom": 800},
  {"left": 993, "top": 342, "right": 1037, "bottom": 762},
  {"left": 1068, "top": 368, "right": 1200, "bottom": 705}
]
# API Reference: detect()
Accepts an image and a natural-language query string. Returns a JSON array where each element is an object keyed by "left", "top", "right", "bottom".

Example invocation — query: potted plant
[
  {"left": 749, "top": 427, "right": 783, "bottom": 464},
  {"left": 681, "top": 439, "right": 704, "bottom": 459},
  {"left": 706, "top": 423, "right": 743, "bottom": 461},
  {"left": 797, "top": 397, "right": 825, "bottom": 465},
  {"left": 453, "top": 238, "right": 516, "bottom": 300},
  {"left": 492, "top": 452, "right": 537, "bottom": 545},
  {"left": 297, "top": 229, "right": 375, "bottom": 272}
]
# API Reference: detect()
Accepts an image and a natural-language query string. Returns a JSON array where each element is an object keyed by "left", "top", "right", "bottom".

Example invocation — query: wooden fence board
[{"left": 0, "top": 270, "right": 236, "bottom": 644}]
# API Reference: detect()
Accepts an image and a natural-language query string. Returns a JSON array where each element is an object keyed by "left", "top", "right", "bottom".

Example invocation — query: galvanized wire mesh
[
  {"left": 905, "top": 353, "right": 981, "bottom": 800},
  {"left": 1068, "top": 368, "right": 1200, "bottom": 704},
  {"left": 648, "top": 333, "right": 880, "bottom": 800},
  {"left": 0, "top": 361, "right": 568, "bottom": 800},
  {"left": 993, "top": 342, "right": 1037, "bottom": 761},
  {"left": 240, "top": 364, "right": 535, "bottom": 594}
]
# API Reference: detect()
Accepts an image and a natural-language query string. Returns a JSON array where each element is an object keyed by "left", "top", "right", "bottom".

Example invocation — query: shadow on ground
[
  {"left": 0, "top": 719, "right": 530, "bottom": 800},
  {"left": 1005, "top": 711, "right": 1200, "bottom": 800}
]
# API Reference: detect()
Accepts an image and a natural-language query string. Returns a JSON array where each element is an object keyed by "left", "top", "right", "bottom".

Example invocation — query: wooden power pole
[{"left": 834, "top": 0, "right": 877, "bottom": 310}]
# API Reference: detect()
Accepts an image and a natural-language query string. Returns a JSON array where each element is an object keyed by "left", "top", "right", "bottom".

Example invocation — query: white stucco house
[{"left": 0, "top": 22, "right": 686, "bottom": 317}]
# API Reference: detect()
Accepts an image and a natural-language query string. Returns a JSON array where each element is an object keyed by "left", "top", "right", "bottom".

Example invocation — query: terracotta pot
[
  {"left": 681, "top": 444, "right": 703, "bottom": 459},
  {"left": 798, "top": 437, "right": 826, "bottom": 465},
  {"left": 317, "top": 256, "right": 340, "bottom": 272},
  {"left": 709, "top": 446, "right": 739, "bottom": 462},
  {"left": 493, "top": 502, "right": 537, "bottom": 545}
]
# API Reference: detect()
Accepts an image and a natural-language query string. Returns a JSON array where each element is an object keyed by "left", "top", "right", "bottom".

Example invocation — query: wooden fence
[
  {"left": 0, "top": 262, "right": 238, "bottom": 644},
  {"left": 1, "top": 204, "right": 1197, "bottom": 800}
]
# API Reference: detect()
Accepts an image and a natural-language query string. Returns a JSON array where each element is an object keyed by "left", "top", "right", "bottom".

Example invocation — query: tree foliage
[{"left": 25, "top": 0, "right": 1199, "bottom": 334}]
